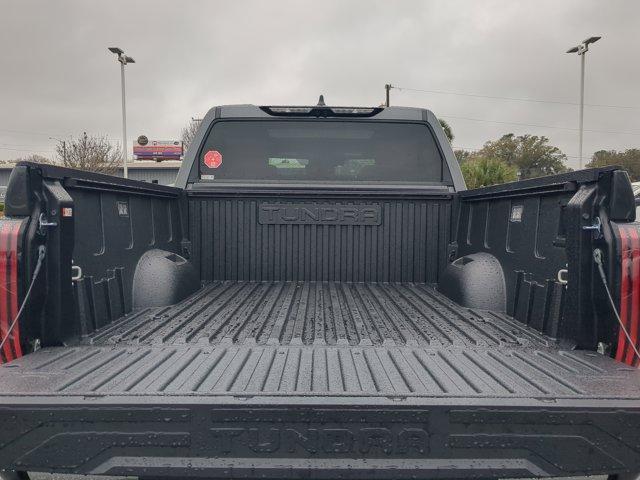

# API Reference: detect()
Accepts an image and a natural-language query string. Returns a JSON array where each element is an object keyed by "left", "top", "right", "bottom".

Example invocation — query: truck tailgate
[{"left": 1, "top": 281, "right": 639, "bottom": 478}]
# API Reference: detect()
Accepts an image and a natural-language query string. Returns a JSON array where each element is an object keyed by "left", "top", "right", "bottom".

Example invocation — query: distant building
[
  {"left": 114, "top": 161, "right": 182, "bottom": 185},
  {"left": 0, "top": 161, "right": 181, "bottom": 188}
]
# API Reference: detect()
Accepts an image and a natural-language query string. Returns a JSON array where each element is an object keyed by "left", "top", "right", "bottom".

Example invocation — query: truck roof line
[{"left": 203, "top": 104, "right": 434, "bottom": 121}]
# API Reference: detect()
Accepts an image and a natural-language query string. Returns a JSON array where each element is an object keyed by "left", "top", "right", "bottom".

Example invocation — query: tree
[
  {"left": 55, "top": 132, "right": 121, "bottom": 174},
  {"left": 586, "top": 149, "right": 640, "bottom": 181},
  {"left": 475, "top": 133, "right": 569, "bottom": 179},
  {"left": 14, "top": 154, "right": 54, "bottom": 164},
  {"left": 439, "top": 118, "right": 454, "bottom": 143},
  {"left": 181, "top": 118, "right": 201, "bottom": 151},
  {"left": 454, "top": 149, "right": 472, "bottom": 164},
  {"left": 461, "top": 156, "right": 518, "bottom": 189}
]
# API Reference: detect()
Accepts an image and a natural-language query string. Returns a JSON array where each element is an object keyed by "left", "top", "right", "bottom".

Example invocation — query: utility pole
[
  {"left": 108, "top": 47, "right": 135, "bottom": 178},
  {"left": 566, "top": 36, "right": 601, "bottom": 169},
  {"left": 385, "top": 84, "right": 392, "bottom": 107}
]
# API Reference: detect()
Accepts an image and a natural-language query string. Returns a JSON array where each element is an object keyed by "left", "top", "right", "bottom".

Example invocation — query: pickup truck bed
[
  {"left": 2, "top": 106, "right": 640, "bottom": 480},
  {"left": 4, "top": 281, "right": 634, "bottom": 399},
  {"left": 2, "top": 281, "right": 640, "bottom": 478}
]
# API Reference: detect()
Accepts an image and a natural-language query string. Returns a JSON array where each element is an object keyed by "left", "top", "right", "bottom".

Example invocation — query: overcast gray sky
[{"left": 1, "top": 0, "right": 639, "bottom": 169}]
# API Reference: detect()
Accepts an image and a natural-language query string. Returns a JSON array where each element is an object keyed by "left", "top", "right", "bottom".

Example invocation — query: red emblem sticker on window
[{"left": 204, "top": 150, "right": 223, "bottom": 169}]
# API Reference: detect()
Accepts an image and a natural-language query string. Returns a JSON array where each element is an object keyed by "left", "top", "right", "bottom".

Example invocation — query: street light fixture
[
  {"left": 108, "top": 46, "right": 135, "bottom": 178},
  {"left": 566, "top": 36, "right": 601, "bottom": 169}
]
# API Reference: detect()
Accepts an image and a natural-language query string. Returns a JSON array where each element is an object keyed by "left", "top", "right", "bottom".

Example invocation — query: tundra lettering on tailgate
[
  {"left": 259, "top": 203, "right": 381, "bottom": 225},
  {"left": 208, "top": 409, "right": 430, "bottom": 458},
  {"left": 209, "top": 426, "right": 429, "bottom": 456}
]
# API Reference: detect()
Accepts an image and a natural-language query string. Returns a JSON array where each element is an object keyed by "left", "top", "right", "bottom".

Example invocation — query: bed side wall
[
  {"left": 5, "top": 163, "right": 193, "bottom": 346},
  {"left": 455, "top": 186, "right": 570, "bottom": 337},
  {"left": 452, "top": 167, "right": 628, "bottom": 348}
]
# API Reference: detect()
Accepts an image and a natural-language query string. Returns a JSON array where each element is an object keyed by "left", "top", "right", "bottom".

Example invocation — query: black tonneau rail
[
  {"left": 459, "top": 165, "right": 619, "bottom": 201},
  {"left": 11, "top": 161, "right": 181, "bottom": 201}
]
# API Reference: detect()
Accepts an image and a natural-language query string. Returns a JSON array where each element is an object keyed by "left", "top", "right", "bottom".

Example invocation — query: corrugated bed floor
[
  {"left": 2, "top": 281, "right": 640, "bottom": 400},
  {"left": 86, "top": 281, "right": 550, "bottom": 348}
]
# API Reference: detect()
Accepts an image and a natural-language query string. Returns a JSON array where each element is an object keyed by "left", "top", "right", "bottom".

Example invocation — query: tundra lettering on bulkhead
[{"left": 258, "top": 203, "right": 381, "bottom": 225}]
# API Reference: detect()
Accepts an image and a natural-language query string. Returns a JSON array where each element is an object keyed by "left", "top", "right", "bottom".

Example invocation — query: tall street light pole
[
  {"left": 108, "top": 47, "right": 135, "bottom": 179},
  {"left": 566, "top": 36, "right": 601, "bottom": 169}
]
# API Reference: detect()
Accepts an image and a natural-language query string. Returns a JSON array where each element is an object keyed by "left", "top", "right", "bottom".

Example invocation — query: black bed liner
[
  {"left": 1, "top": 282, "right": 640, "bottom": 478},
  {"left": 91, "top": 281, "right": 548, "bottom": 348}
]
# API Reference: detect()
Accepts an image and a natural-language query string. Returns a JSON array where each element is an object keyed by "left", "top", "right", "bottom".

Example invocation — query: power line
[
  {"left": 0, "top": 129, "right": 61, "bottom": 137},
  {"left": 0, "top": 142, "right": 55, "bottom": 148},
  {"left": 439, "top": 114, "right": 640, "bottom": 136},
  {"left": 0, "top": 146, "right": 55, "bottom": 153},
  {"left": 393, "top": 85, "right": 640, "bottom": 110}
]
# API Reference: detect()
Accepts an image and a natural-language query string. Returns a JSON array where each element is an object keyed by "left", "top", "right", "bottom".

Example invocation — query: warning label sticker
[{"left": 204, "top": 150, "right": 223, "bottom": 169}]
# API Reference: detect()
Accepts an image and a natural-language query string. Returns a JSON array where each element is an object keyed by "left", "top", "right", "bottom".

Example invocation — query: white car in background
[{"left": 634, "top": 182, "right": 640, "bottom": 218}]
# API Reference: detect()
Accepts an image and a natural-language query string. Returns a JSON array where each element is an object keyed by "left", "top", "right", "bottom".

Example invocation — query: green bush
[{"left": 461, "top": 156, "right": 518, "bottom": 189}]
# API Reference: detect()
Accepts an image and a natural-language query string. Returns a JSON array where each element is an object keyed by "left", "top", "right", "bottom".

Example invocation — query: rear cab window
[{"left": 198, "top": 120, "right": 452, "bottom": 185}]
